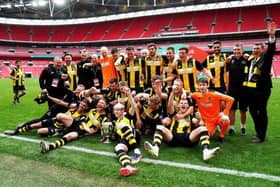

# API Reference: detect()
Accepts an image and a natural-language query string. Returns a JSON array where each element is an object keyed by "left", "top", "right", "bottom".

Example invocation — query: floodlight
[
  {"left": 38, "top": 0, "right": 47, "bottom": 6},
  {"left": 32, "top": 1, "right": 38, "bottom": 7},
  {"left": 54, "top": 0, "right": 65, "bottom": 6},
  {"left": 6, "top": 3, "right": 12, "bottom": 8}
]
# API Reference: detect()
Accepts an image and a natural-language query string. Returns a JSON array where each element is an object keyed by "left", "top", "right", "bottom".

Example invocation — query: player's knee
[
  {"left": 115, "top": 143, "right": 127, "bottom": 152},
  {"left": 37, "top": 128, "right": 49, "bottom": 136},
  {"left": 220, "top": 115, "right": 229, "bottom": 122},
  {"left": 56, "top": 113, "right": 65, "bottom": 120},
  {"left": 198, "top": 126, "right": 208, "bottom": 132},
  {"left": 156, "top": 125, "right": 165, "bottom": 131}
]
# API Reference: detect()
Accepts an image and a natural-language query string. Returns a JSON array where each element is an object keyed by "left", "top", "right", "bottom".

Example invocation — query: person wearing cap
[
  {"left": 10, "top": 60, "right": 26, "bottom": 104},
  {"left": 113, "top": 88, "right": 142, "bottom": 177},
  {"left": 190, "top": 77, "right": 234, "bottom": 143},
  {"left": 203, "top": 40, "right": 228, "bottom": 93}
]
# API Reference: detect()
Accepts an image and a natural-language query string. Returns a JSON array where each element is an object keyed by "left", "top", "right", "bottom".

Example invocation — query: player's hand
[
  {"left": 61, "top": 74, "right": 68, "bottom": 80},
  {"left": 267, "top": 21, "right": 277, "bottom": 36},
  {"left": 211, "top": 77, "right": 216, "bottom": 84},
  {"left": 79, "top": 90, "right": 85, "bottom": 99},
  {"left": 135, "top": 119, "right": 143, "bottom": 129}
]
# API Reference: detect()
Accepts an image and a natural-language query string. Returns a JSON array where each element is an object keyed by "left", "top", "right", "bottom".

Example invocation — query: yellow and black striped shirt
[{"left": 11, "top": 67, "right": 24, "bottom": 86}]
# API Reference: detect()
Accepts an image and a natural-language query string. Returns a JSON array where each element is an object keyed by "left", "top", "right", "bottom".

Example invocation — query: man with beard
[{"left": 203, "top": 40, "right": 228, "bottom": 93}]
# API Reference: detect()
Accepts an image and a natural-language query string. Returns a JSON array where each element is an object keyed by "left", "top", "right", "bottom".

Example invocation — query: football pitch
[{"left": 0, "top": 78, "right": 279, "bottom": 187}]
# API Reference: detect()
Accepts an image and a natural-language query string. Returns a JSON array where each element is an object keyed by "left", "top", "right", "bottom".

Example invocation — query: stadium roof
[
  {"left": 0, "top": 0, "right": 240, "bottom": 19},
  {"left": 0, "top": 0, "right": 278, "bottom": 25}
]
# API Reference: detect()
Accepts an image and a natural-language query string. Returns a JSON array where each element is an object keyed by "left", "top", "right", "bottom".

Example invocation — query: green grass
[{"left": 0, "top": 78, "right": 280, "bottom": 187}]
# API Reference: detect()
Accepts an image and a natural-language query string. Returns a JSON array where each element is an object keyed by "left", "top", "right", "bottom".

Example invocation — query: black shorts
[
  {"left": 167, "top": 133, "right": 198, "bottom": 147},
  {"left": 228, "top": 88, "right": 248, "bottom": 111},
  {"left": 63, "top": 121, "right": 85, "bottom": 137},
  {"left": 13, "top": 85, "right": 25, "bottom": 93}
]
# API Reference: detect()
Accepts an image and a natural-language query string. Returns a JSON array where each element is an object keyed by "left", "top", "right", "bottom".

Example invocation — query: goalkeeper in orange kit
[{"left": 191, "top": 77, "right": 234, "bottom": 143}]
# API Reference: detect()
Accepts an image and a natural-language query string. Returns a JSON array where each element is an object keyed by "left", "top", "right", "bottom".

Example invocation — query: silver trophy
[{"left": 100, "top": 122, "right": 114, "bottom": 143}]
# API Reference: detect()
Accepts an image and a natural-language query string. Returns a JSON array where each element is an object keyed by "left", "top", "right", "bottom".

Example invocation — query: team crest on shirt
[
  {"left": 231, "top": 59, "right": 235, "bottom": 64},
  {"left": 208, "top": 97, "right": 212, "bottom": 101},
  {"left": 241, "top": 60, "right": 247, "bottom": 65}
]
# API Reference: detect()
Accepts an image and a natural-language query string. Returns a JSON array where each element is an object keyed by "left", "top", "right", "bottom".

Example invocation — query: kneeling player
[{"left": 144, "top": 98, "right": 220, "bottom": 161}]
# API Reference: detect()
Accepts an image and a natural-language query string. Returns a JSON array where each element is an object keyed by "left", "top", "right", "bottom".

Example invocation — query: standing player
[
  {"left": 125, "top": 47, "right": 145, "bottom": 93},
  {"left": 98, "top": 46, "right": 117, "bottom": 88},
  {"left": 145, "top": 43, "right": 164, "bottom": 88},
  {"left": 226, "top": 43, "right": 248, "bottom": 136},
  {"left": 203, "top": 40, "right": 228, "bottom": 93},
  {"left": 112, "top": 47, "right": 127, "bottom": 82},
  {"left": 174, "top": 47, "right": 214, "bottom": 93},
  {"left": 64, "top": 53, "right": 77, "bottom": 91},
  {"left": 162, "top": 46, "right": 177, "bottom": 87},
  {"left": 10, "top": 60, "right": 26, "bottom": 104}
]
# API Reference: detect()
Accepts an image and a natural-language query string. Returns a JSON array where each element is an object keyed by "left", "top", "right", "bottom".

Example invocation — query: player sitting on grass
[
  {"left": 144, "top": 88, "right": 220, "bottom": 161},
  {"left": 40, "top": 98, "right": 108, "bottom": 153},
  {"left": 114, "top": 88, "right": 143, "bottom": 177},
  {"left": 4, "top": 85, "right": 85, "bottom": 136}
]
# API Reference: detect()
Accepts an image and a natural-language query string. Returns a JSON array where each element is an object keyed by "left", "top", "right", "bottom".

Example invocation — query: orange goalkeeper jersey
[
  {"left": 191, "top": 91, "right": 234, "bottom": 122},
  {"left": 98, "top": 55, "right": 117, "bottom": 88}
]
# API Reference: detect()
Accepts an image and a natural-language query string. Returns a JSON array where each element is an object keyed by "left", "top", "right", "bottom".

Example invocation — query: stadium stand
[
  {"left": 192, "top": 10, "right": 216, "bottom": 34},
  {"left": 0, "top": 4, "right": 279, "bottom": 78},
  {"left": 10, "top": 25, "right": 31, "bottom": 41},
  {"left": 50, "top": 25, "right": 74, "bottom": 42},
  {"left": 103, "top": 19, "right": 131, "bottom": 40},
  {"left": 85, "top": 22, "right": 112, "bottom": 41},
  {"left": 2, "top": 5, "right": 280, "bottom": 43},
  {"left": 213, "top": 8, "right": 239, "bottom": 33},
  {"left": 142, "top": 14, "right": 172, "bottom": 38},
  {"left": 0, "top": 24, "right": 9, "bottom": 40},
  {"left": 68, "top": 24, "right": 93, "bottom": 42},
  {"left": 240, "top": 6, "right": 267, "bottom": 31},
  {"left": 122, "top": 17, "right": 151, "bottom": 39},
  {"left": 31, "top": 26, "right": 52, "bottom": 42}
]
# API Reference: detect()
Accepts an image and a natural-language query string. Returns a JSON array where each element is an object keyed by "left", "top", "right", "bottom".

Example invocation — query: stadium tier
[{"left": 1, "top": 5, "right": 279, "bottom": 43}]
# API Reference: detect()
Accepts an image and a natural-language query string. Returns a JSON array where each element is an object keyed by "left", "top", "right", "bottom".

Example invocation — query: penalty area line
[{"left": 1, "top": 133, "right": 280, "bottom": 182}]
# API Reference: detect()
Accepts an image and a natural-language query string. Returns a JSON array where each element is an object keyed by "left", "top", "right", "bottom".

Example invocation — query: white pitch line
[{"left": 1, "top": 133, "right": 280, "bottom": 182}]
